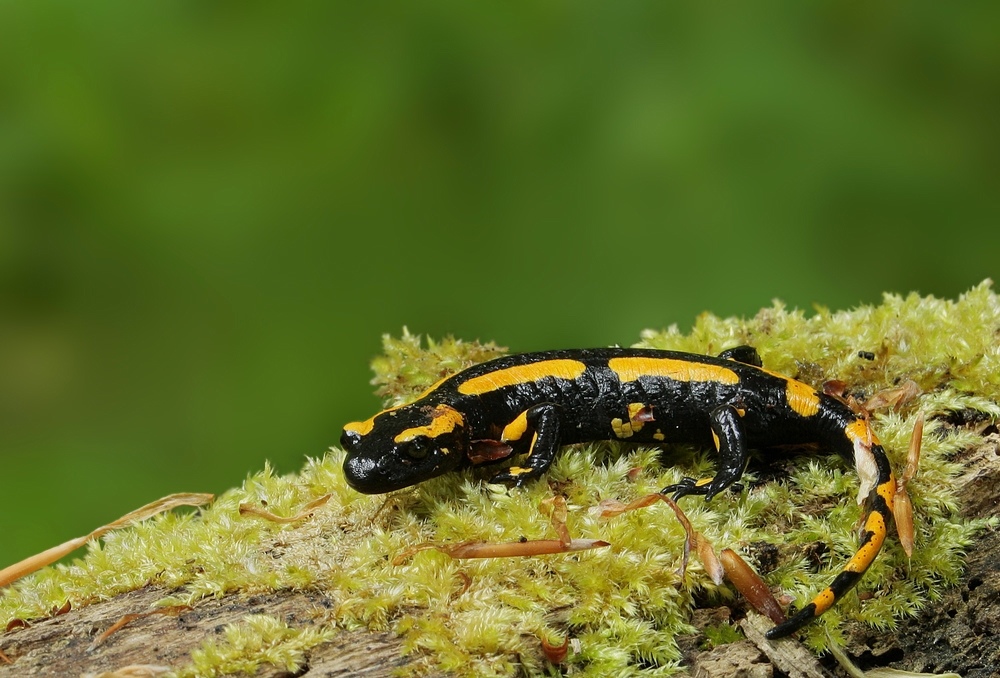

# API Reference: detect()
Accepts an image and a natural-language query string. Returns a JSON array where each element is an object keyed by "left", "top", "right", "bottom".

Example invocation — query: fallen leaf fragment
[
  {"left": 5, "top": 619, "right": 29, "bottom": 632},
  {"left": 863, "top": 379, "right": 921, "bottom": 412},
  {"left": 0, "top": 493, "right": 214, "bottom": 589},
  {"left": 393, "top": 492, "right": 609, "bottom": 565},
  {"left": 540, "top": 633, "right": 570, "bottom": 663},
  {"left": 590, "top": 493, "right": 662, "bottom": 518},
  {"left": 893, "top": 491, "right": 915, "bottom": 559},
  {"left": 454, "top": 571, "right": 472, "bottom": 596},
  {"left": 539, "top": 495, "right": 571, "bottom": 546},
  {"left": 392, "top": 538, "right": 610, "bottom": 565},
  {"left": 822, "top": 380, "right": 848, "bottom": 398},
  {"left": 447, "top": 539, "right": 609, "bottom": 558},
  {"left": 720, "top": 548, "right": 785, "bottom": 624},
  {"left": 661, "top": 494, "right": 724, "bottom": 585},
  {"left": 88, "top": 605, "right": 192, "bottom": 651},
  {"left": 0, "top": 647, "right": 11, "bottom": 664},
  {"left": 595, "top": 492, "right": 723, "bottom": 584},
  {"left": 238, "top": 493, "right": 332, "bottom": 524},
  {"left": 893, "top": 412, "right": 923, "bottom": 558}
]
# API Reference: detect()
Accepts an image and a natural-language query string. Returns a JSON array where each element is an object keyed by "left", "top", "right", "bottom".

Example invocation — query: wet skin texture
[{"left": 341, "top": 346, "right": 896, "bottom": 638}]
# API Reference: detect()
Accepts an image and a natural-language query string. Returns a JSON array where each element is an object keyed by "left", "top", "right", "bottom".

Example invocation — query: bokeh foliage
[{"left": 1, "top": 2, "right": 998, "bottom": 562}]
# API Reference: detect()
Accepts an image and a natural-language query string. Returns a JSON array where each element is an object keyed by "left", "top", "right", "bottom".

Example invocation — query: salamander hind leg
[
  {"left": 661, "top": 405, "right": 748, "bottom": 501},
  {"left": 489, "top": 403, "right": 562, "bottom": 487}
]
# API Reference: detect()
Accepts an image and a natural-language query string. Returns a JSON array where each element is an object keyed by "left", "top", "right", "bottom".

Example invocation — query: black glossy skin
[
  {"left": 342, "top": 348, "right": 858, "bottom": 493},
  {"left": 339, "top": 346, "right": 896, "bottom": 639}
]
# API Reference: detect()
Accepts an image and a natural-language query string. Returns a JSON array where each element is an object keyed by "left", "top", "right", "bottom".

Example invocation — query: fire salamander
[{"left": 340, "top": 346, "right": 895, "bottom": 639}]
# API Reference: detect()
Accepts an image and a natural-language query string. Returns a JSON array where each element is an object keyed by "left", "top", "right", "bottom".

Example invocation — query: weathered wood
[
  {"left": 0, "top": 586, "right": 423, "bottom": 677},
  {"left": 3, "top": 428, "right": 999, "bottom": 676},
  {"left": 740, "top": 614, "right": 832, "bottom": 678}
]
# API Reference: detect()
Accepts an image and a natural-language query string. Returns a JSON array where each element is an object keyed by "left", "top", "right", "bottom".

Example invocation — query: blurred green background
[{"left": 1, "top": 3, "right": 998, "bottom": 564}]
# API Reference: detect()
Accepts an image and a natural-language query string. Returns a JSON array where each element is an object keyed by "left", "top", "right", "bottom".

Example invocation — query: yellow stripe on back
[
  {"left": 608, "top": 357, "right": 739, "bottom": 385},
  {"left": 785, "top": 379, "right": 820, "bottom": 417},
  {"left": 393, "top": 405, "right": 465, "bottom": 443},
  {"left": 343, "top": 375, "right": 459, "bottom": 438},
  {"left": 457, "top": 359, "right": 587, "bottom": 396},
  {"left": 344, "top": 402, "right": 407, "bottom": 437},
  {"left": 759, "top": 368, "right": 820, "bottom": 417}
]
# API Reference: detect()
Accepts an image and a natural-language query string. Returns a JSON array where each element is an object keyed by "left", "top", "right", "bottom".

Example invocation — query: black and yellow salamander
[{"left": 340, "top": 346, "right": 896, "bottom": 639}]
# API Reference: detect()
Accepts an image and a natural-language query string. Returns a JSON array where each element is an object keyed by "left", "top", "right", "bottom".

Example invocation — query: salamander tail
[{"left": 766, "top": 437, "right": 895, "bottom": 640}]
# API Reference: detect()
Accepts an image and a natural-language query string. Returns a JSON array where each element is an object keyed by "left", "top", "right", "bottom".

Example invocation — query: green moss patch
[{"left": 3, "top": 282, "right": 999, "bottom": 676}]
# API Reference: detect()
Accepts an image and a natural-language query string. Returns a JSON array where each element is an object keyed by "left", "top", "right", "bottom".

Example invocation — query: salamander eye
[
  {"left": 405, "top": 437, "right": 429, "bottom": 460},
  {"left": 340, "top": 429, "right": 362, "bottom": 451}
]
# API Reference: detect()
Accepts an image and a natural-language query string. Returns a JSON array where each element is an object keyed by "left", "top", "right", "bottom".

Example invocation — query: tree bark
[{"left": 0, "top": 586, "right": 429, "bottom": 677}]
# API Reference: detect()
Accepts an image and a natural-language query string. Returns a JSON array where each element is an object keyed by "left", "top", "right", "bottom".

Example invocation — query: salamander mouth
[
  {"left": 342, "top": 454, "right": 384, "bottom": 493},
  {"left": 342, "top": 450, "right": 460, "bottom": 494}
]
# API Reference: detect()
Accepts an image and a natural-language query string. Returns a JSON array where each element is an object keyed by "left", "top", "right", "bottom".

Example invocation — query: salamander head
[{"left": 341, "top": 403, "right": 467, "bottom": 494}]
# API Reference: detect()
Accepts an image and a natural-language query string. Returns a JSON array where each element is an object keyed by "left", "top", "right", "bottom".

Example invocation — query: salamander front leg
[
  {"left": 662, "top": 404, "right": 748, "bottom": 501},
  {"left": 489, "top": 403, "right": 562, "bottom": 487}
]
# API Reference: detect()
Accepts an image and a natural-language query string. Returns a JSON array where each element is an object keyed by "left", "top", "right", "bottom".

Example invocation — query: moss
[
  {"left": 701, "top": 622, "right": 743, "bottom": 649},
  {"left": 3, "top": 282, "right": 999, "bottom": 675},
  {"left": 176, "top": 614, "right": 336, "bottom": 677},
  {"left": 369, "top": 328, "right": 507, "bottom": 405}
]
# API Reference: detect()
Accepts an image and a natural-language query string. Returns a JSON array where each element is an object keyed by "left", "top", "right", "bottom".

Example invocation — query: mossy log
[{"left": 2, "top": 283, "right": 999, "bottom": 677}]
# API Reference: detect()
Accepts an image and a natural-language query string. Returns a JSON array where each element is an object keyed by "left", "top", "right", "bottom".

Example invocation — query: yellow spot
[
  {"left": 627, "top": 402, "right": 653, "bottom": 431},
  {"left": 877, "top": 478, "right": 896, "bottom": 505},
  {"left": 736, "top": 408, "right": 746, "bottom": 417},
  {"left": 502, "top": 411, "right": 530, "bottom": 442},
  {"left": 846, "top": 418, "right": 881, "bottom": 446},
  {"left": 695, "top": 477, "right": 712, "bottom": 487},
  {"left": 394, "top": 405, "right": 465, "bottom": 443},
  {"left": 810, "top": 587, "right": 837, "bottom": 615},
  {"left": 609, "top": 357, "right": 739, "bottom": 385},
  {"left": 457, "top": 359, "right": 587, "bottom": 396},
  {"left": 845, "top": 510, "right": 887, "bottom": 573},
  {"left": 784, "top": 379, "right": 820, "bottom": 417},
  {"left": 711, "top": 430, "right": 721, "bottom": 451},
  {"left": 653, "top": 430, "right": 665, "bottom": 441},
  {"left": 505, "top": 466, "right": 533, "bottom": 476},
  {"left": 611, "top": 417, "right": 634, "bottom": 439}
]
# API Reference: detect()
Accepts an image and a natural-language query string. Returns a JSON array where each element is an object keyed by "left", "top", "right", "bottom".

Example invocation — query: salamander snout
[
  {"left": 341, "top": 403, "right": 468, "bottom": 494},
  {"left": 342, "top": 452, "right": 384, "bottom": 494}
]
